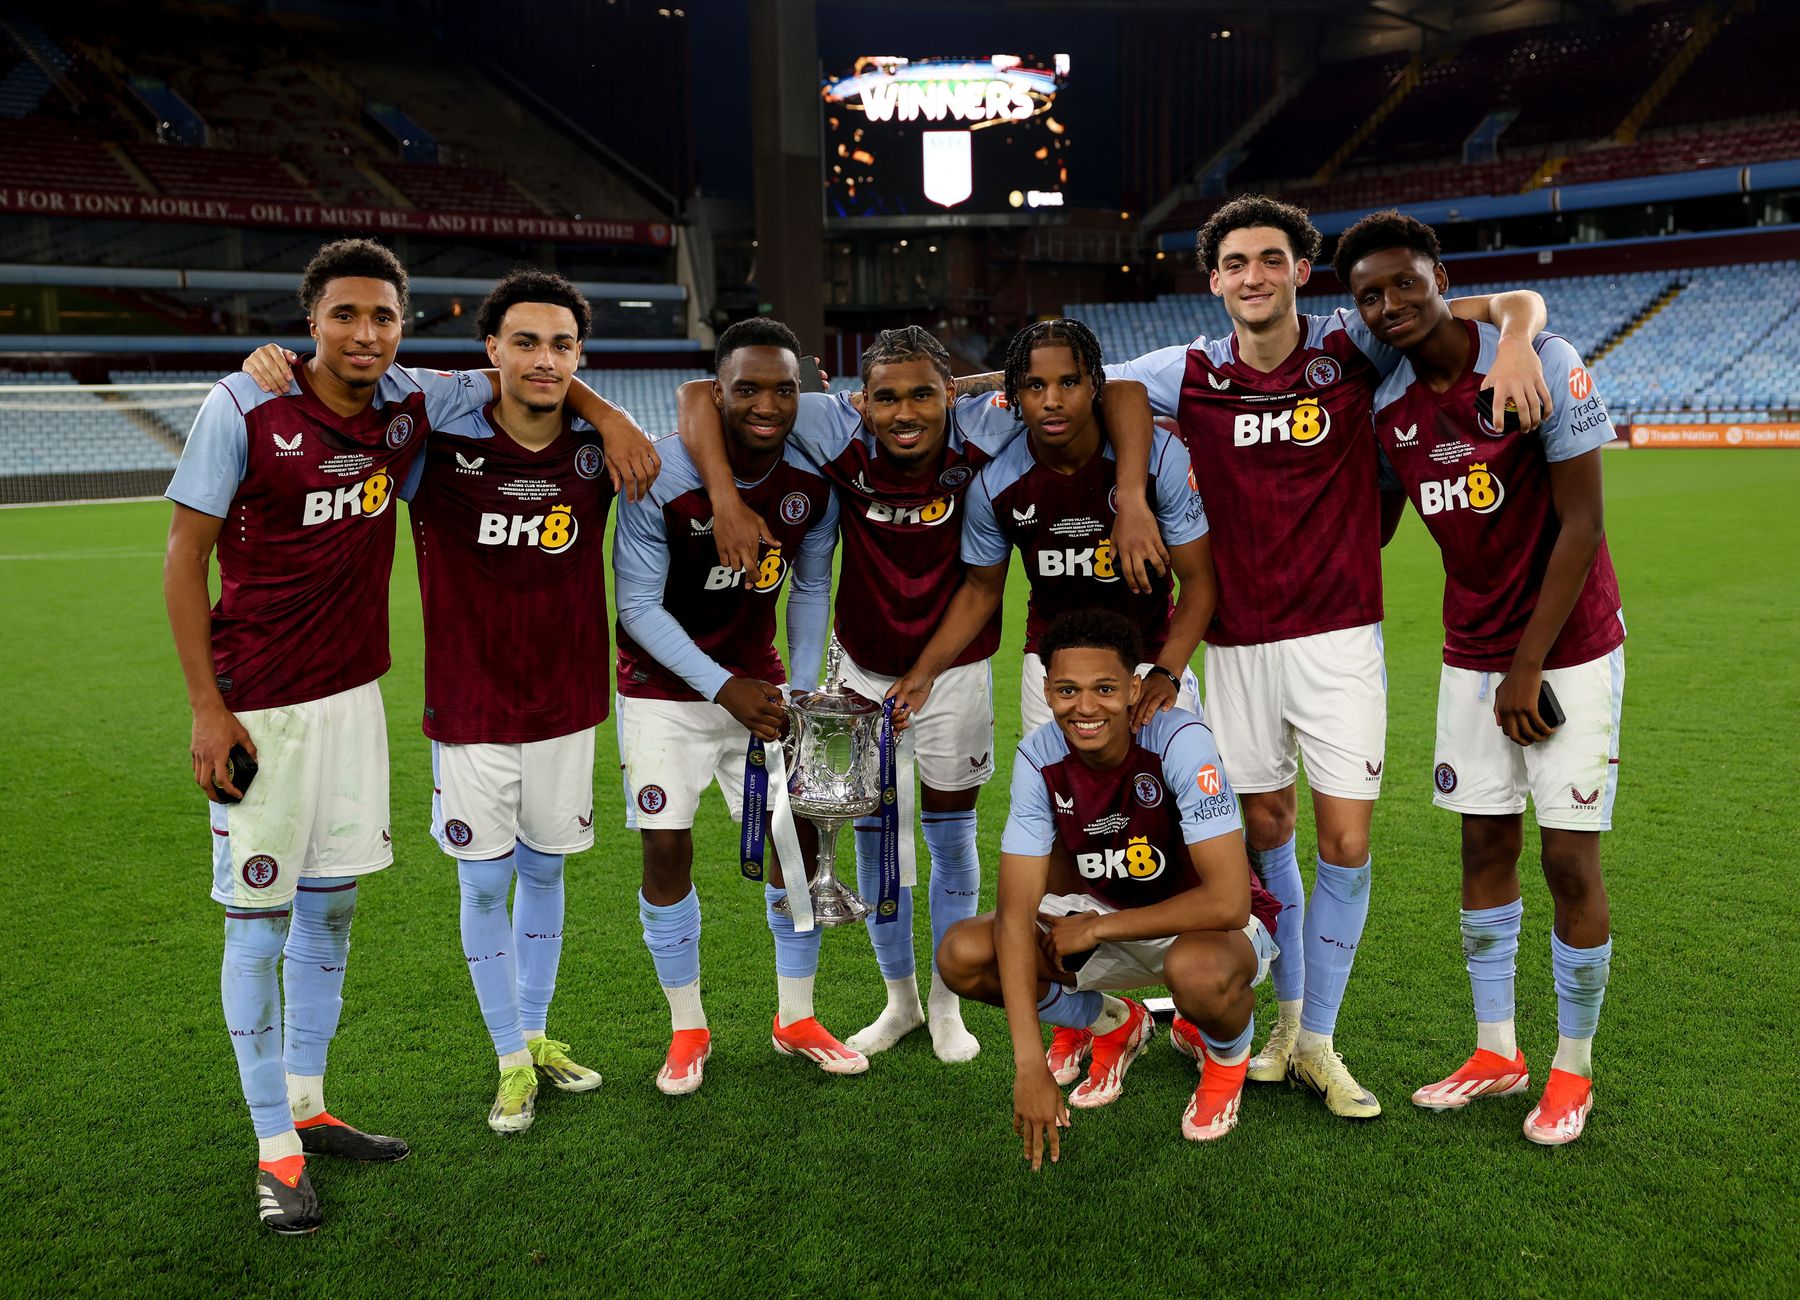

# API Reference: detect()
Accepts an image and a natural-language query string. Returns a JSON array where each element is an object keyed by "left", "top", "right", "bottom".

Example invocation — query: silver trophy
[{"left": 772, "top": 644, "right": 885, "bottom": 927}]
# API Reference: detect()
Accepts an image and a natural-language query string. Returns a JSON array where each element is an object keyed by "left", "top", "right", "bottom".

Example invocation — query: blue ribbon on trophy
[
  {"left": 740, "top": 738, "right": 769, "bottom": 882},
  {"left": 875, "top": 698, "right": 901, "bottom": 923},
  {"left": 742, "top": 730, "right": 813, "bottom": 929}
]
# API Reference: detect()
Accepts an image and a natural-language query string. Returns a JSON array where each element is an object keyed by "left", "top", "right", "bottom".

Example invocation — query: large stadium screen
[{"left": 821, "top": 54, "right": 1072, "bottom": 224}]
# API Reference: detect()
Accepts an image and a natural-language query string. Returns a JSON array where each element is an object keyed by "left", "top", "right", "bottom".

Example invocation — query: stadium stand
[{"left": 0, "top": 373, "right": 185, "bottom": 477}]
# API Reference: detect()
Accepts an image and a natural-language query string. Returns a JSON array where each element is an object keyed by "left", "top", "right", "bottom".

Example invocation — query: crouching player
[
  {"left": 615, "top": 318, "right": 861, "bottom": 1092},
  {"left": 1339, "top": 211, "right": 1622, "bottom": 1145},
  {"left": 936, "top": 611, "right": 1280, "bottom": 1165},
  {"left": 404, "top": 270, "right": 627, "bottom": 1132}
]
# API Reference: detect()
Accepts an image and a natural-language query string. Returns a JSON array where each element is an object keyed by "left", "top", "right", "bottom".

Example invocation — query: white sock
[
  {"left": 1274, "top": 998, "right": 1303, "bottom": 1026},
  {"left": 1090, "top": 994, "right": 1130, "bottom": 1036},
  {"left": 1206, "top": 1040, "right": 1253, "bottom": 1068},
  {"left": 1551, "top": 1033, "right": 1594, "bottom": 1078},
  {"left": 286, "top": 1073, "right": 325, "bottom": 1123},
  {"left": 777, "top": 974, "right": 815, "bottom": 1027},
  {"left": 498, "top": 1048, "right": 533, "bottom": 1071},
  {"left": 926, "top": 969, "right": 980, "bottom": 1063},
  {"left": 1294, "top": 1028, "right": 1332, "bottom": 1058},
  {"left": 1476, "top": 1018, "right": 1518, "bottom": 1059},
  {"left": 663, "top": 979, "right": 707, "bottom": 1032},
  {"left": 257, "top": 1130, "right": 302, "bottom": 1164},
  {"left": 847, "top": 976, "right": 925, "bottom": 1055},
  {"left": 521, "top": 1025, "right": 546, "bottom": 1043}
]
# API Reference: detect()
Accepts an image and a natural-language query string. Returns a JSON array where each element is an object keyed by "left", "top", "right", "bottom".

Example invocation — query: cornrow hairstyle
[
  {"left": 475, "top": 267, "right": 593, "bottom": 342},
  {"left": 1194, "top": 194, "right": 1322, "bottom": 273},
  {"left": 1039, "top": 608, "right": 1142, "bottom": 675},
  {"left": 859, "top": 325, "right": 952, "bottom": 385},
  {"left": 714, "top": 316, "right": 803, "bottom": 376},
  {"left": 1003, "top": 317, "right": 1107, "bottom": 413},
  {"left": 298, "top": 238, "right": 409, "bottom": 317},
  {"left": 1332, "top": 209, "right": 1443, "bottom": 286}
]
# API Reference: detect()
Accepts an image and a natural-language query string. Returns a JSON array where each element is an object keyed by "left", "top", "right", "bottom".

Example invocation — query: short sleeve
[
  {"left": 787, "top": 391, "right": 860, "bottom": 467},
  {"left": 1148, "top": 431, "right": 1207, "bottom": 544},
  {"left": 407, "top": 367, "right": 494, "bottom": 427},
  {"left": 1161, "top": 720, "right": 1242, "bottom": 845},
  {"left": 999, "top": 749, "right": 1057, "bottom": 856},
  {"left": 165, "top": 381, "right": 249, "bottom": 518},
  {"left": 951, "top": 391, "right": 1025, "bottom": 457},
  {"left": 1104, "top": 344, "right": 1189, "bottom": 418},
  {"left": 1533, "top": 335, "right": 1616, "bottom": 462},
  {"left": 959, "top": 468, "right": 1010, "bottom": 567}
]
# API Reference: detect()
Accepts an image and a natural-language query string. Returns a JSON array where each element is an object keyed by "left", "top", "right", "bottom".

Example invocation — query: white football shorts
[
  {"left": 1431, "top": 646, "right": 1624, "bottom": 831},
  {"left": 1020, "top": 652, "right": 1201, "bottom": 738},
  {"left": 1202, "top": 623, "right": 1387, "bottom": 800},
  {"left": 431, "top": 726, "right": 597, "bottom": 860},
  {"left": 209, "top": 680, "right": 390, "bottom": 910},
  {"left": 617, "top": 694, "right": 769, "bottom": 830},
  {"left": 836, "top": 652, "right": 996, "bottom": 791},
  {"left": 1038, "top": 892, "right": 1277, "bottom": 994}
]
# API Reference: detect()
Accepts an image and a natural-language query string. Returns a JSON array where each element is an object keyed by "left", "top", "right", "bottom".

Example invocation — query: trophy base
[{"left": 772, "top": 880, "right": 871, "bottom": 927}]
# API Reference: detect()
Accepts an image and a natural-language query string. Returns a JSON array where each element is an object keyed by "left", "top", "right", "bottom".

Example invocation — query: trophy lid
[{"left": 790, "top": 683, "right": 880, "bottom": 716}]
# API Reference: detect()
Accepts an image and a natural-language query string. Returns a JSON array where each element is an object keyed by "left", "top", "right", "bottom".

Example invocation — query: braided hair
[{"left": 1002, "top": 317, "right": 1107, "bottom": 412}]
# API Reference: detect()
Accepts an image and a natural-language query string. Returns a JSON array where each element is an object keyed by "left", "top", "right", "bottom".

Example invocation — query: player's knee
[
  {"left": 1164, "top": 938, "right": 1246, "bottom": 1018},
  {"left": 1460, "top": 815, "right": 1522, "bottom": 877},
  {"left": 935, "top": 919, "right": 994, "bottom": 995},
  {"left": 513, "top": 843, "right": 563, "bottom": 885},
  {"left": 1317, "top": 826, "right": 1370, "bottom": 868},
  {"left": 457, "top": 856, "right": 514, "bottom": 912},
  {"left": 1540, "top": 832, "right": 1603, "bottom": 905},
  {"left": 1241, "top": 799, "right": 1295, "bottom": 850}
]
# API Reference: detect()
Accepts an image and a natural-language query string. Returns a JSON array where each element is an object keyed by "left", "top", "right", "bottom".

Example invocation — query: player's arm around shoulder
[
  {"left": 676, "top": 378, "right": 770, "bottom": 571},
  {"left": 563, "top": 379, "right": 659, "bottom": 501},
  {"left": 1102, "top": 379, "right": 1170, "bottom": 594},
  {"left": 1449, "top": 290, "right": 1552, "bottom": 429}
]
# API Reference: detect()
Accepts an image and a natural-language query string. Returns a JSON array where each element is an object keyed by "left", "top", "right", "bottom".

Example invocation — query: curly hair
[
  {"left": 859, "top": 325, "right": 952, "bottom": 386},
  {"left": 297, "top": 238, "right": 409, "bottom": 318},
  {"left": 475, "top": 268, "right": 592, "bottom": 342},
  {"left": 1332, "top": 209, "right": 1442, "bottom": 287},
  {"left": 714, "top": 316, "right": 803, "bottom": 376},
  {"left": 1039, "top": 608, "right": 1142, "bottom": 675},
  {"left": 1002, "top": 317, "right": 1107, "bottom": 413},
  {"left": 1195, "top": 194, "right": 1322, "bottom": 272}
]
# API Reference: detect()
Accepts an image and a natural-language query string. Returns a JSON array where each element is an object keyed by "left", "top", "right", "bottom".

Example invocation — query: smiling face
[
  {"left": 1209, "top": 225, "right": 1310, "bottom": 331},
  {"left": 715, "top": 344, "right": 800, "bottom": 456},
  {"left": 863, "top": 356, "right": 952, "bottom": 470},
  {"left": 486, "top": 300, "right": 582, "bottom": 413},
  {"left": 1346, "top": 247, "right": 1452, "bottom": 351},
  {"left": 307, "top": 276, "right": 403, "bottom": 390},
  {"left": 1016, "top": 343, "right": 1099, "bottom": 456},
  {"left": 1046, "top": 644, "right": 1141, "bottom": 766}
]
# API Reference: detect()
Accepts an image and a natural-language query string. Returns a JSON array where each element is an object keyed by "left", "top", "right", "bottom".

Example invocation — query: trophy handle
[{"left": 780, "top": 700, "right": 801, "bottom": 775}]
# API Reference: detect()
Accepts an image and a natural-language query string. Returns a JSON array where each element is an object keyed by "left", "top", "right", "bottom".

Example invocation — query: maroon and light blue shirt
[
  {"left": 1001, "top": 707, "right": 1279, "bottom": 933},
  {"left": 165, "top": 364, "right": 492, "bottom": 712},
  {"left": 1372, "top": 320, "right": 1623, "bottom": 671}
]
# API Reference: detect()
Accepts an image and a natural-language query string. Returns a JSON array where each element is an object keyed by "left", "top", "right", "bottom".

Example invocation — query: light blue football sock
[
  {"left": 1036, "top": 983, "right": 1102, "bottom": 1029},
  {"left": 638, "top": 887, "right": 701, "bottom": 989},
  {"left": 1250, "top": 834, "right": 1305, "bottom": 1003},
  {"left": 855, "top": 816, "right": 915, "bottom": 979},
  {"left": 922, "top": 811, "right": 980, "bottom": 976},
  {"left": 1300, "top": 856, "right": 1371, "bottom": 1037},
  {"left": 222, "top": 907, "right": 294, "bottom": 1139},
  {"left": 1463, "top": 898, "right": 1523, "bottom": 1025},
  {"left": 511, "top": 843, "right": 565, "bottom": 1035},
  {"left": 1551, "top": 931, "right": 1612, "bottom": 1040},
  {"left": 1200, "top": 1014, "right": 1255, "bottom": 1062},
  {"left": 282, "top": 882, "right": 357, "bottom": 1080},
  {"left": 459, "top": 854, "right": 525, "bottom": 1056},
  {"left": 765, "top": 885, "right": 822, "bottom": 979}
]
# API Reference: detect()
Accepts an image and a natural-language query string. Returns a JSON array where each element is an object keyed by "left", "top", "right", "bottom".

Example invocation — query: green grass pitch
[{"left": 0, "top": 449, "right": 1795, "bottom": 1296}]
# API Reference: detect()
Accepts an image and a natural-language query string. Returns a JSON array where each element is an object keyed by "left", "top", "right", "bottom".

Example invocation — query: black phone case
[
  {"left": 1537, "top": 681, "right": 1567, "bottom": 729},
  {"left": 213, "top": 744, "right": 259, "bottom": 804}
]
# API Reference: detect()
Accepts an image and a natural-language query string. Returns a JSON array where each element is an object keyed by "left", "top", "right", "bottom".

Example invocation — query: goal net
[{"left": 0, "top": 380, "right": 210, "bottom": 506}]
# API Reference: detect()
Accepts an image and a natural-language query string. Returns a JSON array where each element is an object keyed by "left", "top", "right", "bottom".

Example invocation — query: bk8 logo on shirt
[
  {"left": 302, "top": 472, "right": 393, "bottom": 526},
  {"left": 1076, "top": 835, "right": 1166, "bottom": 882},
  {"left": 1233, "top": 398, "right": 1330, "bottom": 448},
  {"left": 865, "top": 496, "right": 954, "bottom": 527},
  {"left": 476, "top": 504, "right": 578, "bottom": 554},
  {"left": 1418, "top": 462, "right": 1505, "bottom": 516},
  {"left": 1036, "top": 537, "right": 1119, "bottom": 583},
  {"left": 704, "top": 545, "right": 787, "bottom": 593}
]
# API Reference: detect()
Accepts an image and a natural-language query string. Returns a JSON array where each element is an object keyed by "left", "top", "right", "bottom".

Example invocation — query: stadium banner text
[
  {"left": 1628, "top": 424, "right": 1800, "bottom": 449},
  {"left": 0, "top": 187, "right": 674, "bottom": 247}
]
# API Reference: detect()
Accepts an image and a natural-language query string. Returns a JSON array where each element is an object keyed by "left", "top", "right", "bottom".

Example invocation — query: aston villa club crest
[
  {"left": 938, "top": 464, "right": 972, "bottom": 489},
  {"left": 638, "top": 785, "right": 668, "bottom": 814},
  {"left": 1435, "top": 763, "right": 1458, "bottom": 794},
  {"left": 385, "top": 413, "right": 415, "bottom": 448},
  {"left": 444, "top": 819, "right": 474, "bottom": 847},
  {"left": 575, "top": 444, "right": 603, "bottom": 480},
  {"left": 779, "top": 491, "right": 811, "bottom": 525},
  {"left": 242, "top": 855, "right": 279, "bottom": 890},
  {"left": 1305, "top": 357, "right": 1341, "bottom": 388},
  {"left": 1133, "top": 773, "right": 1163, "bottom": 808}
]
